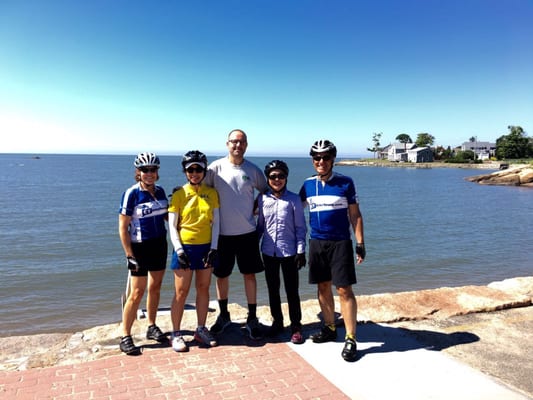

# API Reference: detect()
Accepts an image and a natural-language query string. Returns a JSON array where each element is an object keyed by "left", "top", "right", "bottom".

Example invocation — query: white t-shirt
[{"left": 205, "top": 157, "right": 268, "bottom": 236}]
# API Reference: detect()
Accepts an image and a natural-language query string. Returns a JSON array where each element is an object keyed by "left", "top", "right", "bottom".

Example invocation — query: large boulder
[{"left": 466, "top": 165, "right": 533, "bottom": 187}]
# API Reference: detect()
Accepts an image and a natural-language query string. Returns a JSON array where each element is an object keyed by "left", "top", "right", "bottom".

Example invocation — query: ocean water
[{"left": 1, "top": 153, "right": 532, "bottom": 337}]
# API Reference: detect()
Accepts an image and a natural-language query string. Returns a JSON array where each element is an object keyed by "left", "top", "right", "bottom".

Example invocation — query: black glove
[
  {"left": 294, "top": 253, "right": 306, "bottom": 269},
  {"left": 355, "top": 243, "right": 366, "bottom": 260},
  {"left": 177, "top": 251, "right": 191, "bottom": 269},
  {"left": 203, "top": 249, "right": 218, "bottom": 268},
  {"left": 126, "top": 256, "right": 139, "bottom": 271}
]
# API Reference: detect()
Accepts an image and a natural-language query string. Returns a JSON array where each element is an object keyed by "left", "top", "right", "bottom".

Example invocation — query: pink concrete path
[{"left": 0, "top": 341, "right": 349, "bottom": 399}]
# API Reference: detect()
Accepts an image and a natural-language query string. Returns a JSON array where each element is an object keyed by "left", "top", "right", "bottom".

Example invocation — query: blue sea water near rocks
[{"left": 1, "top": 153, "right": 532, "bottom": 337}]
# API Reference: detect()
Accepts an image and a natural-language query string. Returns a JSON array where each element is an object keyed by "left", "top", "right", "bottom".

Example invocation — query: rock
[
  {"left": 519, "top": 169, "right": 533, "bottom": 185},
  {"left": 466, "top": 165, "right": 533, "bottom": 186},
  {"left": 0, "top": 277, "right": 531, "bottom": 371}
]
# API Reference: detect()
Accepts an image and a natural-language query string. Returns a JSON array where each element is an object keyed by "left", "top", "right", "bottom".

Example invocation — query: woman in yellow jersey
[{"left": 168, "top": 151, "right": 220, "bottom": 352}]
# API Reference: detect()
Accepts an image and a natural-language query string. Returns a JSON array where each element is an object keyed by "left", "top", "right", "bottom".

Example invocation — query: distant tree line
[{"left": 367, "top": 125, "right": 532, "bottom": 161}]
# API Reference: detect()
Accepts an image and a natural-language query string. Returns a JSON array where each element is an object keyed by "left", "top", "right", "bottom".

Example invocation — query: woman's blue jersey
[{"left": 119, "top": 183, "right": 168, "bottom": 243}]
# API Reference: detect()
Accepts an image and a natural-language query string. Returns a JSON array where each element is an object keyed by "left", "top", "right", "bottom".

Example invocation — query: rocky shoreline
[
  {"left": 335, "top": 160, "right": 504, "bottom": 169},
  {"left": 465, "top": 164, "right": 533, "bottom": 187},
  {"left": 336, "top": 159, "right": 533, "bottom": 186},
  {"left": 1, "top": 276, "right": 531, "bottom": 372}
]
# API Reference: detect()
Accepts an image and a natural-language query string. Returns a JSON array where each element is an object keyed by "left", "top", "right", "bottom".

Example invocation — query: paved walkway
[{"left": 1, "top": 317, "right": 530, "bottom": 400}]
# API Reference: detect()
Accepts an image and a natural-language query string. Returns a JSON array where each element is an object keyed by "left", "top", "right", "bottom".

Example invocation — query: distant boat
[{"left": 31, "top": 156, "right": 41, "bottom": 159}]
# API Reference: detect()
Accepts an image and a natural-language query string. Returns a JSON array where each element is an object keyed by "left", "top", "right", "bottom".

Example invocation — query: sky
[{"left": 1, "top": 1, "right": 532, "bottom": 158}]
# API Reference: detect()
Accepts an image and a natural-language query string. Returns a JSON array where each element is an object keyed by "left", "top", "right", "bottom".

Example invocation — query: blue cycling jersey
[
  {"left": 119, "top": 183, "right": 168, "bottom": 243},
  {"left": 299, "top": 172, "right": 358, "bottom": 241}
]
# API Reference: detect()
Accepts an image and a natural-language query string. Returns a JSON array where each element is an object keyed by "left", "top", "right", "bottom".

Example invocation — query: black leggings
[{"left": 262, "top": 254, "right": 302, "bottom": 329}]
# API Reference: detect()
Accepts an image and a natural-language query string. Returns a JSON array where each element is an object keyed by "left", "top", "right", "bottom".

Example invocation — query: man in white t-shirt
[{"left": 204, "top": 129, "right": 268, "bottom": 339}]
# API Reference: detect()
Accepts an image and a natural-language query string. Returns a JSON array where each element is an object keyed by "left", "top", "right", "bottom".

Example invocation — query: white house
[
  {"left": 407, "top": 147, "right": 434, "bottom": 163},
  {"left": 386, "top": 142, "right": 417, "bottom": 162},
  {"left": 461, "top": 141, "right": 496, "bottom": 160}
]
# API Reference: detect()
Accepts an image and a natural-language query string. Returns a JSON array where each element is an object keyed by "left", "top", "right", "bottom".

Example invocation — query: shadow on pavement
[{"left": 355, "top": 322, "right": 480, "bottom": 359}]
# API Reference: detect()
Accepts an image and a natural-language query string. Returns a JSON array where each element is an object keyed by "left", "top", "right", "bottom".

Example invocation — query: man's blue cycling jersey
[{"left": 299, "top": 172, "right": 358, "bottom": 241}]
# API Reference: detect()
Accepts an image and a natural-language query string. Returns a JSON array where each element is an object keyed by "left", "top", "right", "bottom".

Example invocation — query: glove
[
  {"left": 126, "top": 256, "right": 139, "bottom": 272},
  {"left": 294, "top": 253, "right": 306, "bottom": 270},
  {"left": 177, "top": 251, "right": 191, "bottom": 269},
  {"left": 203, "top": 249, "right": 218, "bottom": 268},
  {"left": 355, "top": 243, "right": 366, "bottom": 260}
]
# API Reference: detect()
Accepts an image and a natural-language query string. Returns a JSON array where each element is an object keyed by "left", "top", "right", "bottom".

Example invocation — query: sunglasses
[
  {"left": 228, "top": 139, "right": 247, "bottom": 145},
  {"left": 268, "top": 173, "right": 287, "bottom": 180},
  {"left": 186, "top": 166, "right": 205, "bottom": 174},
  {"left": 312, "top": 155, "right": 333, "bottom": 162},
  {"left": 139, "top": 167, "right": 158, "bottom": 173}
]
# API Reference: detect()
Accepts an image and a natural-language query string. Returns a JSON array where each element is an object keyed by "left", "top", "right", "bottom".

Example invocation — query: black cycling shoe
[
  {"left": 266, "top": 321, "right": 284, "bottom": 337},
  {"left": 341, "top": 338, "right": 357, "bottom": 362},
  {"left": 310, "top": 326, "right": 337, "bottom": 343},
  {"left": 120, "top": 335, "right": 140, "bottom": 355},
  {"left": 146, "top": 324, "right": 167, "bottom": 343}
]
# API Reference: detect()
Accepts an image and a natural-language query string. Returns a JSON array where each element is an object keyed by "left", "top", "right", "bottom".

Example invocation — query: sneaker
[
  {"left": 246, "top": 317, "right": 263, "bottom": 340},
  {"left": 210, "top": 313, "right": 231, "bottom": 335},
  {"left": 310, "top": 326, "right": 337, "bottom": 343},
  {"left": 194, "top": 326, "right": 218, "bottom": 347},
  {"left": 266, "top": 320, "right": 284, "bottom": 337},
  {"left": 119, "top": 335, "right": 140, "bottom": 355},
  {"left": 146, "top": 324, "right": 167, "bottom": 343},
  {"left": 171, "top": 332, "right": 189, "bottom": 352},
  {"left": 290, "top": 331, "right": 304, "bottom": 344},
  {"left": 341, "top": 337, "right": 357, "bottom": 362}
]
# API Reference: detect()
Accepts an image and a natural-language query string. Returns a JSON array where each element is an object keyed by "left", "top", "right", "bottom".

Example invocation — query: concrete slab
[{"left": 289, "top": 323, "right": 530, "bottom": 400}]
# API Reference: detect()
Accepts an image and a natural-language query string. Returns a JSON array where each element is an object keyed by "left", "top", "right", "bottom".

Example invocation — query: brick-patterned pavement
[{"left": 0, "top": 337, "right": 349, "bottom": 400}]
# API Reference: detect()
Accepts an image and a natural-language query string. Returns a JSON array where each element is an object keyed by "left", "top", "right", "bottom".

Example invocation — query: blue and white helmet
[
  {"left": 310, "top": 139, "right": 337, "bottom": 157},
  {"left": 134, "top": 152, "right": 160, "bottom": 168}
]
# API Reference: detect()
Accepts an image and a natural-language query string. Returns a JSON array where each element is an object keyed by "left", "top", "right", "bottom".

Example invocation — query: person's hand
[
  {"left": 126, "top": 256, "right": 139, "bottom": 272},
  {"left": 203, "top": 249, "right": 218, "bottom": 268},
  {"left": 355, "top": 243, "right": 366, "bottom": 263},
  {"left": 177, "top": 251, "right": 191, "bottom": 269},
  {"left": 294, "top": 253, "right": 306, "bottom": 269}
]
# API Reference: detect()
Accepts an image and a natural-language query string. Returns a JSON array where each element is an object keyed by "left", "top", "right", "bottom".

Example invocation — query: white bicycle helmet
[
  {"left": 309, "top": 139, "right": 337, "bottom": 157},
  {"left": 134, "top": 152, "right": 160, "bottom": 168}
]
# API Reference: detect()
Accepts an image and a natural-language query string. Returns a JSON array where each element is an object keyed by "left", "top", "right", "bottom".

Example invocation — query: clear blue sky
[{"left": 1, "top": 0, "right": 532, "bottom": 157}]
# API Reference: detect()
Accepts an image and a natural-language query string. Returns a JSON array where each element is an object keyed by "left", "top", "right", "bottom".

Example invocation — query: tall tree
[
  {"left": 367, "top": 132, "right": 383, "bottom": 159},
  {"left": 395, "top": 133, "right": 412, "bottom": 150},
  {"left": 415, "top": 133, "right": 435, "bottom": 147},
  {"left": 495, "top": 125, "right": 533, "bottom": 159}
]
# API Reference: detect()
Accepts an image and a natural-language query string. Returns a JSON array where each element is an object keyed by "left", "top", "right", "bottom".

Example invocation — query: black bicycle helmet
[
  {"left": 181, "top": 150, "right": 208, "bottom": 171},
  {"left": 264, "top": 160, "right": 289, "bottom": 177},
  {"left": 309, "top": 139, "right": 337, "bottom": 157},
  {"left": 134, "top": 152, "right": 160, "bottom": 168}
]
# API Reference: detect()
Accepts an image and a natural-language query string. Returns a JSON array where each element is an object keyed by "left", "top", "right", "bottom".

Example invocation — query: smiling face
[
  {"left": 226, "top": 130, "right": 248, "bottom": 163},
  {"left": 267, "top": 168, "right": 287, "bottom": 193},
  {"left": 136, "top": 166, "right": 159, "bottom": 185},
  {"left": 185, "top": 163, "right": 206, "bottom": 185},
  {"left": 312, "top": 152, "right": 334, "bottom": 179}
]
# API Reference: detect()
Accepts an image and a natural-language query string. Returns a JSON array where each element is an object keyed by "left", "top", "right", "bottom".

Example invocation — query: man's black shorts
[
  {"left": 308, "top": 239, "right": 356, "bottom": 287},
  {"left": 214, "top": 231, "right": 264, "bottom": 278}
]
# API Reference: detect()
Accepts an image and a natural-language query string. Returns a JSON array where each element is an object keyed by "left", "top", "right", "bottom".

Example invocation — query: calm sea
[{"left": 1, "top": 153, "right": 532, "bottom": 337}]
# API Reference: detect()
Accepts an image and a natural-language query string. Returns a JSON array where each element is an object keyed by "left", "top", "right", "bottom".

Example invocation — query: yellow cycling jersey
[{"left": 168, "top": 183, "right": 219, "bottom": 245}]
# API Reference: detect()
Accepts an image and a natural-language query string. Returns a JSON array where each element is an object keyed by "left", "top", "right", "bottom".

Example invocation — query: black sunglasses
[
  {"left": 268, "top": 173, "right": 287, "bottom": 180},
  {"left": 186, "top": 166, "right": 205, "bottom": 173},
  {"left": 140, "top": 166, "right": 158, "bottom": 173},
  {"left": 312, "top": 155, "right": 333, "bottom": 162},
  {"left": 228, "top": 139, "right": 247, "bottom": 145}
]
